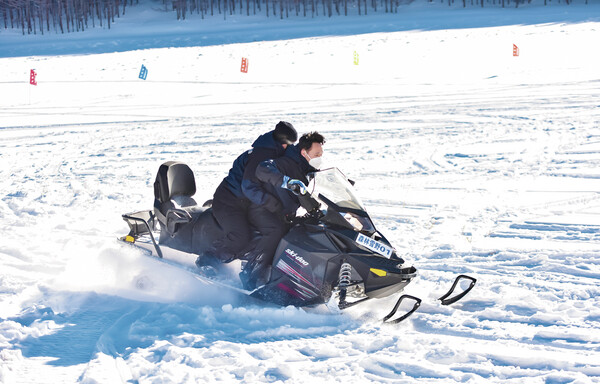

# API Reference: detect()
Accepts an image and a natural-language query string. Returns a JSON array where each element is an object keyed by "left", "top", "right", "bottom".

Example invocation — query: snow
[{"left": 1, "top": 0, "right": 600, "bottom": 382}]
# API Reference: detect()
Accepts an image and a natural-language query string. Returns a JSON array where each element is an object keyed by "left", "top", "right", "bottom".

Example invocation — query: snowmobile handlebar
[
  {"left": 298, "top": 192, "right": 321, "bottom": 215},
  {"left": 166, "top": 208, "right": 192, "bottom": 236}
]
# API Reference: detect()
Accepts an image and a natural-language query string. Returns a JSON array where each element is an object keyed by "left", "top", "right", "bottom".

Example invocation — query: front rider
[
  {"left": 240, "top": 131, "right": 325, "bottom": 289},
  {"left": 202, "top": 122, "right": 297, "bottom": 267}
]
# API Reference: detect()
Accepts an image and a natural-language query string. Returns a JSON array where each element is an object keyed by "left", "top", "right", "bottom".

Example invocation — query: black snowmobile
[{"left": 120, "top": 161, "right": 476, "bottom": 323}]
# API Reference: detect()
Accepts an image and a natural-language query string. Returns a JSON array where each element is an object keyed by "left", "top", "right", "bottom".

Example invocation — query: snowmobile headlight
[
  {"left": 341, "top": 212, "right": 374, "bottom": 233},
  {"left": 343, "top": 212, "right": 363, "bottom": 230}
]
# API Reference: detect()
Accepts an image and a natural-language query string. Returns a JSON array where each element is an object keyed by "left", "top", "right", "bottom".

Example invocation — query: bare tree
[{"left": 0, "top": 0, "right": 584, "bottom": 36}]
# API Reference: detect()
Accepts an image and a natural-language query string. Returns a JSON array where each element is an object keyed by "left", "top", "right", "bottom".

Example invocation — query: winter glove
[{"left": 281, "top": 176, "right": 307, "bottom": 196}]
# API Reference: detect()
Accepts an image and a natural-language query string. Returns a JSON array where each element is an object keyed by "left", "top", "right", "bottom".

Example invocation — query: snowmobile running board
[{"left": 438, "top": 275, "right": 477, "bottom": 306}]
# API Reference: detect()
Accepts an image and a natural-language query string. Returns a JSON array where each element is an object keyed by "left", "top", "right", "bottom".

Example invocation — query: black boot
[
  {"left": 239, "top": 253, "right": 271, "bottom": 290},
  {"left": 195, "top": 249, "right": 220, "bottom": 277},
  {"left": 253, "top": 265, "right": 272, "bottom": 289},
  {"left": 238, "top": 267, "right": 253, "bottom": 290}
]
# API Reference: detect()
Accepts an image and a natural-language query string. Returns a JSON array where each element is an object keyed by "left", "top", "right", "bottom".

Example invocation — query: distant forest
[{"left": 0, "top": 0, "right": 586, "bottom": 35}]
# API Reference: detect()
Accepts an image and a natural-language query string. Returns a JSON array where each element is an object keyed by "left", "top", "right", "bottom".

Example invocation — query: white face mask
[{"left": 306, "top": 152, "right": 323, "bottom": 169}]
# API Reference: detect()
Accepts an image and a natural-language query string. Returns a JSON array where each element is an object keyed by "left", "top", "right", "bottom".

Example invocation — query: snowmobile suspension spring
[{"left": 339, "top": 262, "right": 352, "bottom": 288}]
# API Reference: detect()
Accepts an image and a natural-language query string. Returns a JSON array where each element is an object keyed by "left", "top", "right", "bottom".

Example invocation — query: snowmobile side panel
[
  {"left": 258, "top": 226, "right": 340, "bottom": 306},
  {"left": 154, "top": 206, "right": 225, "bottom": 258},
  {"left": 190, "top": 207, "right": 224, "bottom": 254}
]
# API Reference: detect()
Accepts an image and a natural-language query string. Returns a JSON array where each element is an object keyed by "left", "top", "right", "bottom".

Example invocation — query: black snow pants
[
  {"left": 211, "top": 184, "right": 252, "bottom": 262},
  {"left": 242, "top": 203, "right": 290, "bottom": 288}
]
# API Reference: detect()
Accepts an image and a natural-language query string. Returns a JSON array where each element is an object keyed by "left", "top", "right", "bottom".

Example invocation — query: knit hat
[{"left": 273, "top": 121, "right": 298, "bottom": 145}]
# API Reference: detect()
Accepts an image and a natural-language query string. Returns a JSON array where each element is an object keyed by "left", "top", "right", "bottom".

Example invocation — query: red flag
[
  {"left": 513, "top": 44, "right": 519, "bottom": 57},
  {"left": 240, "top": 58, "right": 248, "bottom": 73},
  {"left": 30, "top": 69, "right": 37, "bottom": 85}
]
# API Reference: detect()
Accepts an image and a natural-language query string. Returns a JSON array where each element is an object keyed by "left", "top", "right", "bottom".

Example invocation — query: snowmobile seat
[{"left": 153, "top": 161, "right": 205, "bottom": 238}]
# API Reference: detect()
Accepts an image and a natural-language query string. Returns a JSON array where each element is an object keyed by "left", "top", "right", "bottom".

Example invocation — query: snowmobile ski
[
  {"left": 438, "top": 275, "right": 477, "bottom": 306},
  {"left": 382, "top": 294, "right": 422, "bottom": 324}
]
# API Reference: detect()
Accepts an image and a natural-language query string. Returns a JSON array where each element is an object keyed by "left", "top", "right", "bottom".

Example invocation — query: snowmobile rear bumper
[{"left": 121, "top": 210, "right": 163, "bottom": 258}]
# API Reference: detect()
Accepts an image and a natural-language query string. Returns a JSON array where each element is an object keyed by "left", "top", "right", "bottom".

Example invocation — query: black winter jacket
[
  {"left": 217, "top": 149, "right": 250, "bottom": 200},
  {"left": 214, "top": 130, "right": 285, "bottom": 204},
  {"left": 241, "top": 131, "right": 287, "bottom": 208},
  {"left": 255, "top": 144, "right": 316, "bottom": 215}
]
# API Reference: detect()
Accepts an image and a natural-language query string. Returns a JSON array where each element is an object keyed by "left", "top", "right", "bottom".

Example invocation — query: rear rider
[{"left": 200, "top": 122, "right": 298, "bottom": 267}]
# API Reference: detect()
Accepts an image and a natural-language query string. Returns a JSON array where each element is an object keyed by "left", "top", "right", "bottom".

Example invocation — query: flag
[
  {"left": 30, "top": 69, "right": 37, "bottom": 86},
  {"left": 241, "top": 58, "right": 248, "bottom": 73},
  {"left": 139, "top": 65, "right": 148, "bottom": 80},
  {"left": 513, "top": 44, "right": 519, "bottom": 57}
]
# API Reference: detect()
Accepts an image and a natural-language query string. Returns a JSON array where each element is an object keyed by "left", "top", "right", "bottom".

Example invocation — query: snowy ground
[{"left": 1, "top": 2, "right": 600, "bottom": 383}]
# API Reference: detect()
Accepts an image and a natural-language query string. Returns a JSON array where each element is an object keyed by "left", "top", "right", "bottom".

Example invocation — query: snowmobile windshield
[
  {"left": 309, "top": 168, "right": 375, "bottom": 234},
  {"left": 311, "top": 168, "right": 364, "bottom": 211}
]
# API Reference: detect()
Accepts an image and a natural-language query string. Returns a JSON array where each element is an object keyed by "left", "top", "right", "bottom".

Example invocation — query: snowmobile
[{"left": 119, "top": 161, "right": 476, "bottom": 323}]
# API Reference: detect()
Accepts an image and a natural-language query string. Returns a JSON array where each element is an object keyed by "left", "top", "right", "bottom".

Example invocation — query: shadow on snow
[{"left": 7, "top": 290, "right": 354, "bottom": 367}]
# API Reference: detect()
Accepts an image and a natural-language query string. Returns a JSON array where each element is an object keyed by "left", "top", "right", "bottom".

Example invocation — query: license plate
[{"left": 355, "top": 233, "right": 393, "bottom": 258}]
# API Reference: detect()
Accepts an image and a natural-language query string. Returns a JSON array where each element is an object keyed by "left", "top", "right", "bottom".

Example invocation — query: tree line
[
  {"left": 0, "top": 0, "right": 585, "bottom": 35},
  {"left": 0, "top": 0, "right": 134, "bottom": 34}
]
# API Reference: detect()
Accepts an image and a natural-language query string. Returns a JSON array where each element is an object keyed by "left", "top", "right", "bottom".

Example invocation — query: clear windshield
[
  {"left": 303, "top": 168, "right": 375, "bottom": 234},
  {"left": 309, "top": 168, "right": 365, "bottom": 211}
]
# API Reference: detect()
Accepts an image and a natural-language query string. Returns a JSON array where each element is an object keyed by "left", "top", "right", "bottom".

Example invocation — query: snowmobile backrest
[
  {"left": 153, "top": 161, "right": 197, "bottom": 203},
  {"left": 153, "top": 161, "right": 200, "bottom": 238}
]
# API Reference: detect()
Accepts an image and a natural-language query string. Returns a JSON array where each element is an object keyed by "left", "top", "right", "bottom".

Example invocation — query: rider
[
  {"left": 201, "top": 122, "right": 298, "bottom": 267},
  {"left": 240, "top": 131, "right": 325, "bottom": 289}
]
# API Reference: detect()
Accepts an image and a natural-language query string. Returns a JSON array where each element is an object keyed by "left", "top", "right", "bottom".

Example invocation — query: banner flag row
[{"left": 26, "top": 46, "right": 521, "bottom": 85}]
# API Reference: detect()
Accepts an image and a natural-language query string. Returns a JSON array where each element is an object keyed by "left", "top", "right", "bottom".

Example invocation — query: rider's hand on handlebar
[{"left": 281, "top": 176, "right": 307, "bottom": 196}]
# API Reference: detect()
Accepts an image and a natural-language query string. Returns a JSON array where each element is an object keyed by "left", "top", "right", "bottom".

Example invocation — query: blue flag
[{"left": 139, "top": 65, "right": 148, "bottom": 80}]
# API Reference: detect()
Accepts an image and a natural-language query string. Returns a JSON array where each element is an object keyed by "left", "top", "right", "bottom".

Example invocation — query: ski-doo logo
[{"left": 285, "top": 248, "right": 309, "bottom": 266}]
